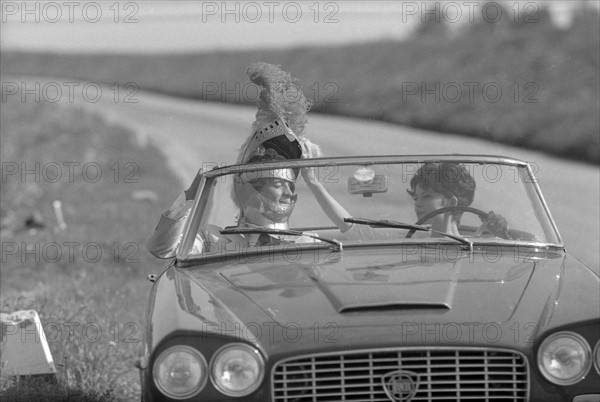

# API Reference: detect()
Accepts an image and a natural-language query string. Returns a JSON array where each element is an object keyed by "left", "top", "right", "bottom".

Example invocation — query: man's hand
[{"left": 483, "top": 211, "right": 510, "bottom": 239}]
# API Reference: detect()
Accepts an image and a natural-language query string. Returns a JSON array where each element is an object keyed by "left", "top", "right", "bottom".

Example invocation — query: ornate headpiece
[
  {"left": 232, "top": 63, "right": 321, "bottom": 228},
  {"left": 236, "top": 62, "right": 321, "bottom": 168}
]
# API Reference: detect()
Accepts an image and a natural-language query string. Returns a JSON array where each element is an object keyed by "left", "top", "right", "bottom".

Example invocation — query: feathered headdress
[{"left": 236, "top": 62, "right": 321, "bottom": 164}]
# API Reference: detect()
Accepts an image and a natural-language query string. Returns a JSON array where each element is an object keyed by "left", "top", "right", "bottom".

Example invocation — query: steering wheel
[{"left": 405, "top": 206, "right": 490, "bottom": 238}]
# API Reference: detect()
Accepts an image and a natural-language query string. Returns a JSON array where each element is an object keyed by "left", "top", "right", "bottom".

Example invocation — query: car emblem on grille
[{"left": 382, "top": 370, "right": 419, "bottom": 402}]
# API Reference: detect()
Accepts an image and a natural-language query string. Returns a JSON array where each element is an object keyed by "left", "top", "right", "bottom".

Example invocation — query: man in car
[
  {"left": 147, "top": 62, "right": 352, "bottom": 258},
  {"left": 146, "top": 133, "right": 352, "bottom": 258}
]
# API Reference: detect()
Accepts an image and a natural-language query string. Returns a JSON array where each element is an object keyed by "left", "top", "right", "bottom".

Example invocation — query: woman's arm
[{"left": 301, "top": 167, "right": 353, "bottom": 232}]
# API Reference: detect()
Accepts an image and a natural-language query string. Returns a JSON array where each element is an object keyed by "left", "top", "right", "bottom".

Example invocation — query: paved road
[{"left": 11, "top": 78, "right": 594, "bottom": 268}]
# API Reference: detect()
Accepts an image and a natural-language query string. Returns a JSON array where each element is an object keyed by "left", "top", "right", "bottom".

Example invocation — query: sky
[{"left": 0, "top": 1, "right": 594, "bottom": 53}]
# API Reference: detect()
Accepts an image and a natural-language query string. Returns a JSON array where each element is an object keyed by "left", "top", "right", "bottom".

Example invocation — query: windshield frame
[{"left": 176, "top": 154, "right": 564, "bottom": 261}]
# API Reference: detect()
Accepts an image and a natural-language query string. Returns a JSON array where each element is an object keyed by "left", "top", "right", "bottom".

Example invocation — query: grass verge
[{"left": 0, "top": 97, "right": 182, "bottom": 400}]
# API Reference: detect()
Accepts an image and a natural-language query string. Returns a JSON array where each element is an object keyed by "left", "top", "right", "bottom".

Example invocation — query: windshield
[{"left": 179, "top": 157, "right": 561, "bottom": 259}]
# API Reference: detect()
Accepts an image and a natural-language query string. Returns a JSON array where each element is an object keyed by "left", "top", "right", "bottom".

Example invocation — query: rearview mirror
[{"left": 348, "top": 175, "right": 388, "bottom": 197}]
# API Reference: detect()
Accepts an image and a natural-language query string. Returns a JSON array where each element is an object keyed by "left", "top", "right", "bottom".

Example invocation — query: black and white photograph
[{"left": 1, "top": 1, "right": 599, "bottom": 401}]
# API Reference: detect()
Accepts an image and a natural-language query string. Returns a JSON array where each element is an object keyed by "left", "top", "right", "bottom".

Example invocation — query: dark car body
[{"left": 138, "top": 155, "right": 600, "bottom": 402}]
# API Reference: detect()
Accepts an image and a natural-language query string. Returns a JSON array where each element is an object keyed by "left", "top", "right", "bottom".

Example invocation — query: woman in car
[
  {"left": 407, "top": 162, "right": 508, "bottom": 238},
  {"left": 407, "top": 162, "right": 476, "bottom": 236}
]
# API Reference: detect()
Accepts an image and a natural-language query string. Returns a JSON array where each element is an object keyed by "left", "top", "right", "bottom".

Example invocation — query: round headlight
[
  {"left": 537, "top": 331, "right": 591, "bottom": 385},
  {"left": 210, "top": 343, "right": 265, "bottom": 396},
  {"left": 153, "top": 345, "right": 207, "bottom": 399},
  {"left": 593, "top": 341, "right": 600, "bottom": 375}
]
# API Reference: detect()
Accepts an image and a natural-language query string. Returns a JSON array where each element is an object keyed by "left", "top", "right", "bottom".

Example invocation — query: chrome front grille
[{"left": 272, "top": 348, "right": 528, "bottom": 401}]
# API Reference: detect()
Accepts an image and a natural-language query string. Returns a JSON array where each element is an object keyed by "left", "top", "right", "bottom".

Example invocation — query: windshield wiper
[
  {"left": 344, "top": 217, "right": 473, "bottom": 251},
  {"left": 345, "top": 217, "right": 429, "bottom": 231},
  {"left": 219, "top": 227, "right": 342, "bottom": 252}
]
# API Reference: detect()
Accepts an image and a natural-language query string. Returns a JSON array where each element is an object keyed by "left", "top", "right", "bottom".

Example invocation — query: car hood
[{"left": 183, "top": 247, "right": 564, "bottom": 328}]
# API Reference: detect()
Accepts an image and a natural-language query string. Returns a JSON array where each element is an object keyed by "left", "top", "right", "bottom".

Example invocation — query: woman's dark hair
[{"left": 408, "top": 162, "right": 476, "bottom": 207}]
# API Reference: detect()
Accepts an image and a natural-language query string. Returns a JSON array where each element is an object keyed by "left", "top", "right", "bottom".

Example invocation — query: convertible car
[{"left": 138, "top": 155, "right": 599, "bottom": 402}]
